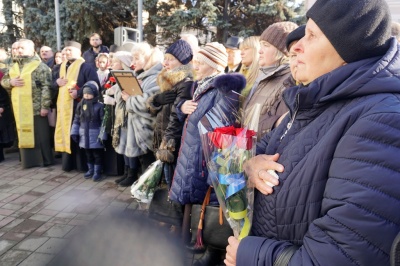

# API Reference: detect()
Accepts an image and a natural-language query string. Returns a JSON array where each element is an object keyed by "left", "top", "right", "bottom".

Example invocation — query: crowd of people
[{"left": 1, "top": 0, "right": 400, "bottom": 265}]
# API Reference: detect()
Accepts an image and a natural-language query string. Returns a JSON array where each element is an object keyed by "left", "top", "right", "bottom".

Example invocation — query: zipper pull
[
  {"left": 280, "top": 121, "right": 292, "bottom": 141},
  {"left": 280, "top": 93, "right": 299, "bottom": 141}
]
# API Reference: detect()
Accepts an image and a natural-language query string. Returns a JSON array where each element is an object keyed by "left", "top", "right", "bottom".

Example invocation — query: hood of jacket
[
  {"left": 211, "top": 72, "right": 246, "bottom": 94},
  {"left": 193, "top": 72, "right": 246, "bottom": 101}
]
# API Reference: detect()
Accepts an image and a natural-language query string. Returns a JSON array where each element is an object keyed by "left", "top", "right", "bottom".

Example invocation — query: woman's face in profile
[
  {"left": 288, "top": 42, "right": 298, "bottom": 81},
  {"left": 240, "top": 46, "right": 254, "bottom": 67},
  {"left": 258, "top": 41, "right": 279, "bottom": 67},
  {"left": 292, "top": 19, "right": 346, "bottom": 85},
  {"left": 111, "top": 59, "right": 123, "bottom": 70},
  {"left": 194, "top": 60, "right": 215, "bottom": 81},
  {"left": 163, "top": 54, "right": 182, "bottom": 71},
  {"left": 54, "top": 52, "right": 63, "bottom": 65},
  {"left": 132, "top": 52, "right": 145, "bottom": 71}
]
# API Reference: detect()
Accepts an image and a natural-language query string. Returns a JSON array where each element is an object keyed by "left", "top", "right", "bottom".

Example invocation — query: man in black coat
[
  {"left": 82, "top": 33, "right": 109, "bottom": 69},
  {"left": 224, "top": 36, "right": 243, "bottom": 73}
]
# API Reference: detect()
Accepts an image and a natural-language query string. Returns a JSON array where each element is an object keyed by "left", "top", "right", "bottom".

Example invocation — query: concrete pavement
[{"left": 0, "top": 151, "right": 198, "bottom": 265}]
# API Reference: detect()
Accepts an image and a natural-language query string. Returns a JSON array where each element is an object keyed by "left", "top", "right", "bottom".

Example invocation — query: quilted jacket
[
  {"left": 170, "top": 73, "right": 246, "bottom": 205},
  {"left": 71, "top": 88, "right": 104, "bottom": 150},
  {"left": 238, "top": 38, "right": 400, "bottom": 266}
]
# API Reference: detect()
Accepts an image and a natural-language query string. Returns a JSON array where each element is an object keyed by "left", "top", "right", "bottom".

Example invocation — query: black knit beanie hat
[
  {"left": 306, "top": 0, "right": 392, "bottom": 63},
  {"left": 286, "top": 25, "right": 306, "bottom": 51},
  {"left": 165, "top": 39, "right": 193, "bottom": 65}
]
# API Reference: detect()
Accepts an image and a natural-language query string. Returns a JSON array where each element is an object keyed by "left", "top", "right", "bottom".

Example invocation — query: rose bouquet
[
  {"left": 103, "top": 76, "right": 116, "bottom": 89},
  {"left": 131, "top": 160, "right": 163, "bottom": 203},
  {"left": 198, "top": 104, "right": 261, "bottom": 239},
  {"left": 98, "top": 76, "right": 117, "bottom": 141}
]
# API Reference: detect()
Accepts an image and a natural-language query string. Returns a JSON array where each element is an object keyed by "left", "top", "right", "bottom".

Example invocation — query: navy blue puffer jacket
[
  {"left": 238, "top": 38, "right": 400, "bottom": 266},
  {"left": 71, "top": 84, "right": 104, "bottom": 150},
  {"left": 170, "top": 73, "right": 246, "bottom": 205}
]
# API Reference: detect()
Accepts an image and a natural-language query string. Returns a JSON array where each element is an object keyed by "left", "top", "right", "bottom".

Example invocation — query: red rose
[
  {"left": 104, "top": 83, "right": 111, "bottom": 89},
  {"left": 235, "top": 128, "right": 256, "bottom": 149},
  {"left": 235, "top": 128, "right": 256, "bottom": 138},
  {"left": 109, "top": 77, "right": 116, "bottom": 83},
  {"left": 208, "top": 126, "right": 236, "bottom": 149},
  {"left": 215, "top": 126, "right": 236, "bottom": 136}
]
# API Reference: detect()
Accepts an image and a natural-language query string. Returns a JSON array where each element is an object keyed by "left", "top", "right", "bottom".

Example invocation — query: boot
[
  {"left": 115, "top": 165, "right": 129, "bottom": 184},
  {"left": 193, "top": 246, "right": 225, "bottom": 266},
  {"left": 118, "top": 168, "right": 137, "bottom": 187},
  {"left": 0, "top": 148, "right": 4, "bottom": 163},
  {"left": 92, "top": 165, "right": 102, "bottom": 182},
  {"left": 84, "top": 163, "right": 94, "bottom": 179}
]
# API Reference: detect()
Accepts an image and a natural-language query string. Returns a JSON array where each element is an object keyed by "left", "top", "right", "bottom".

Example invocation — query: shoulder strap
[{"left": 198, "top": 187, "right": 212, "bottom": 230}]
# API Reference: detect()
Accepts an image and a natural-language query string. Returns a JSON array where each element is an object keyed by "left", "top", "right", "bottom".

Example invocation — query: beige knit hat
[
  {"left": 197, "top": 42, "right": 228, "bottom": 72},
  {"left": 114, "top": 51, "right": 132, "bottom": 69},
  {"left": 260, "top": 21, "right": 298, "bottom": 56}
]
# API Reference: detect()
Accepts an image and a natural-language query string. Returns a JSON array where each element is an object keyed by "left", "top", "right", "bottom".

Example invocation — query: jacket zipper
[{"left": 280, "top": 94, "right": 299, "bottom": 141}]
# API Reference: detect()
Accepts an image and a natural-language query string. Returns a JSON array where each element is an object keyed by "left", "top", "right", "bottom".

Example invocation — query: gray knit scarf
[{"left": 192, "top": 73, "right": 220, "bottom": 100}]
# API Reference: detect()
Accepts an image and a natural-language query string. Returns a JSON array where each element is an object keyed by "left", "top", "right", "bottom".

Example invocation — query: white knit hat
[
  {"left": 114, "top": 51, "right": 132, "bottom": 69},
  {"left": 197, "top": 42, "right": 228, "bottom": 72}
]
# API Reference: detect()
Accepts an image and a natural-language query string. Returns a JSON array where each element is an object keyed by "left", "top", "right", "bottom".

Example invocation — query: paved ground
[{"left": 0, "top": 151, "right": 200, "bottom": 266}]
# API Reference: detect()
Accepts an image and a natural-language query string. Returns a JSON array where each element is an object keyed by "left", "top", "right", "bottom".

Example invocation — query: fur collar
[
  {"left": 212, "top": 73, "right": 246, "bottom": 94},
  {"left": 157, "top": 64, "right": 194, "bottom": 92},
  {"left": 193, "top": 73, "right": 246, "bottom": 101}
]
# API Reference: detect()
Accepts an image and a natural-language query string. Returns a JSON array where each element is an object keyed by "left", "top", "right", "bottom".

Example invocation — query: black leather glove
[
  {"left": 153, "top": 91, "right": 177, "bottom": 106},
  {"left": 156, "top": 138, "right": 176, "bottom": 163}
]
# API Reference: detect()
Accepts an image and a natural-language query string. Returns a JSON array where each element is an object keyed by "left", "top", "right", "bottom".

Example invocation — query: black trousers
[
  {"left": 62, "top": 140, "right": 87, "bottom": 172},
  {"left": 103, "top": 137, "right": 124, "bottom": 176},
  {"left": 138, "top": 151, "right": 156, "bottom": 173},
  {"left": 20, "top": 116, "right": 54, "bottom": 168},
  {"left": 85, "top": 148, "right": 104, "bottom": 165}
]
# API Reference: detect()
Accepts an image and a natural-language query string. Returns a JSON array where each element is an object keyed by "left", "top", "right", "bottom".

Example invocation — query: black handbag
[
  {"left": 190, "top": 187, "right": 233, "bottom": 250},
  {"left": 148, "top": 187, "right": 184, "bottom": 226}
]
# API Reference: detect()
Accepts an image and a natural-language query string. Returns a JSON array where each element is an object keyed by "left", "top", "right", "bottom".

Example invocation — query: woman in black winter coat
[{"left": 147, "top": 39, "right": 194, "bottom": 188}]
